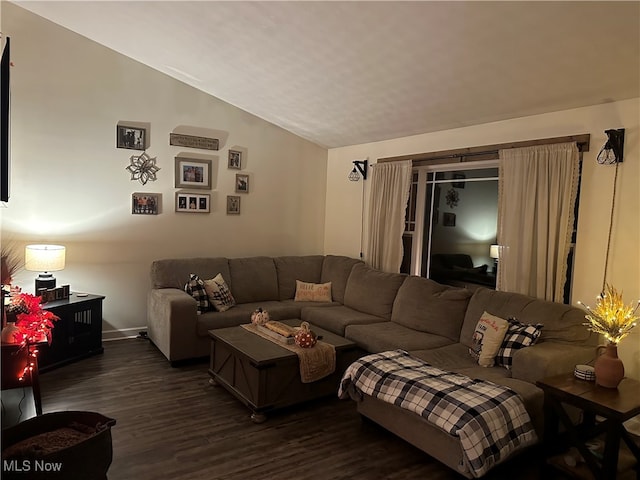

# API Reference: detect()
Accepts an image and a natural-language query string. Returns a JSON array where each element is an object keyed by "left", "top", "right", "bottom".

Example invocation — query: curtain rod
[{"left": 378, "top": 133, "right": 591, "bottom": 164}]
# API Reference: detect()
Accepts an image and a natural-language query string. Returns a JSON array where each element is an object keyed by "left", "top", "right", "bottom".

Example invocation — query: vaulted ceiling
[{"left": 11, "top": 1, "right": 640, "bottom": 148}]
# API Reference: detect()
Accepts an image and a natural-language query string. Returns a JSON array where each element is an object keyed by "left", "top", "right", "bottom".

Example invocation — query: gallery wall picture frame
[
  {"left": 452, "top": 173, "right": 466, "bottom": 188},
  {"left": 175, "top": 192, "right": 210, "bottom": 213},
  {"left": 226, "top": 195, "right": 241, "bottom": 215},
  {"left": 117, "top": 125, "right": 146, "bottom": 150},
  {"left": 235, "top": 174, "right": 249, "bottom": 193},
  {"left": 228, "top": 150, "right": 242, "bottom": 169},
  {"left": 443, "top": 212, "right": 456, "bottom": 227},
  {"left": 175, "top": 157, "right": 212, "bottom": 190},
  {"left": 132, "top": 192, "right": 161, "bottom": 215}
]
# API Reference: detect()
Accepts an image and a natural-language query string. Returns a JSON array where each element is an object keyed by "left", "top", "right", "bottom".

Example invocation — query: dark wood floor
[{"left": 37, "top": 339, "right": 551, "bottom": 480}]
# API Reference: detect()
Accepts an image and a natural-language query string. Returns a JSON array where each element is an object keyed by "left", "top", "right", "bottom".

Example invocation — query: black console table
[{"left": 38, "top": 293, "right": 105, "bottom": 372}]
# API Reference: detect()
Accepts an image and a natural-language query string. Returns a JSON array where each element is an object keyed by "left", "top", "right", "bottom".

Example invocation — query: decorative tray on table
[{"left": 256, "top": 321, "right": 298, "bottom": 345}]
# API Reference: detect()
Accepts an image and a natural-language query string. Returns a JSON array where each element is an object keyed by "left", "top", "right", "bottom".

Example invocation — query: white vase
[{"left": 1, "top": 321, "right": 21, "bottom": 344}]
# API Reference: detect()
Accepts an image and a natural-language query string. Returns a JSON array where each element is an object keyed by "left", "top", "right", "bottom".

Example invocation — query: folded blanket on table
[{"left": 338, "top": 349, "right": 537, "bottom": 478}]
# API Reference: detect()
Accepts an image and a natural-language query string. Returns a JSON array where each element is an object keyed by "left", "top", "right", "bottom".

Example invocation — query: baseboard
[{"left": 102, "top": 327, "right": 147, "bottom": 342}]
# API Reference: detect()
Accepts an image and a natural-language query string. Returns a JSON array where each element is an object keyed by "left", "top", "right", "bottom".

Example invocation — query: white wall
[
  {"left": 326, "top": 98, "right": 640, "bottom": 380},
  {"left": 1, "top": 4, "right": 328, "bottom": 338}
]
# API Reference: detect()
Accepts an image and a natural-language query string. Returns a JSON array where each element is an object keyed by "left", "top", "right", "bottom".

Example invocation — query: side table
[
  {"left": 537, "top": 373, "right": 640, "bottom": 480},
  {"left": 39, "top": 293, "right": 105, "bottom": 372},
  {"left": 1, "top": 342, "right": 42, "bottom": 415}
]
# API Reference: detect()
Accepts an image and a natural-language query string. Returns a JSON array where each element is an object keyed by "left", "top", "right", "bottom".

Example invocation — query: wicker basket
[{"left": 1, "top": 411, "right": 116, "bottom": 480}]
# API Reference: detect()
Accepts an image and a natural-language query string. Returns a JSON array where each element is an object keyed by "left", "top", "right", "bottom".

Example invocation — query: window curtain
[
  {"left": 365, "top": 160, "right": 413, "bottom": 273},
  {"left": 497, "top": 142, "right": 579, "bottom": 301}
]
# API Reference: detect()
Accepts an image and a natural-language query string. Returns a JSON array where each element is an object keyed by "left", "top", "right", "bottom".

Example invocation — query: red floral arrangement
[{"left": 7, "top": 293, "right": 59, "bottom": 344}]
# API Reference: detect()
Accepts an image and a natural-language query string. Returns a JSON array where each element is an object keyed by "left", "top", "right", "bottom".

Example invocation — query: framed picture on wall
[
  {"left": 175, "top": 157, "right": 212, "bottom": 190},
  {"left": 228, "top": 150, "right": 242, "bottom": 169},
  {"left": 452, "top": 173, "right": 466, "bottom": 188},
  {"left": 117, "top": 125, "right": 146, "bottom": 150},
  {"left": 443, "top": 212, "right": 456, "bottom": 227},
  {"left": 226, "top": 195, "right": 240, "bottom": 215},
  {"left": 176, "top": 192, "right": 210, "bottom": 213},
  {"left": 132, "top": 192, "right": 161, "bottom": 215},
  {"left": 235, "top": 174, "right": 249, "bottom": 193}
]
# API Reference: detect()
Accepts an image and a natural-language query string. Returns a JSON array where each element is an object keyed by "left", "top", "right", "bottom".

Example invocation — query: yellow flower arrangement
[{"left": 578, "top": 284, "right": 639, "bottom": 345}]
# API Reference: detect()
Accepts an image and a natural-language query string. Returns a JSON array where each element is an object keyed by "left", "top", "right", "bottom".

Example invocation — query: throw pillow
[
  {"left": 495, "top": 318, "right": 544, "bottom": 370},
  {"left": 203, "top": 273, "right": 236, "bottom": 312},
  {"left": 184, "top": 273, "right": 211, "bottom": 314},
  {"left": 294, "top": 280, "right": 332, "bottom": 302},
  {"left": 469, "top": 311, "right": 509, "bottom": 367}
]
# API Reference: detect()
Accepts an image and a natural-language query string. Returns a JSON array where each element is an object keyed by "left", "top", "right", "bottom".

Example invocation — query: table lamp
[
  {"left": 489, "top": 244, "right": 499, "bottom": 273},
  {"left": 25, "top": 244, "right": 66, "bottom": 291}
]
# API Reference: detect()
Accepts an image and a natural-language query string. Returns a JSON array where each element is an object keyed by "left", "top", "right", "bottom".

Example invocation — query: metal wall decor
[
  {"left": 596, "top": 128, "right": 625, "bottom": 165},
  {"left": 348, "top": 159, "right": 368, "bottom": 181},
  {"left": 126, "top": 152, "right": 160, "bottom": 185},
  {"left": 445, "top": 188, "right": 459, "bottom": 208}
]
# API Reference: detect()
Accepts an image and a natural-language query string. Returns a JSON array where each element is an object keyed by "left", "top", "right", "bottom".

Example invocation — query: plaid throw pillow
[
  {"left": 495, "top": 318, "right": 543, "bottom": 369},
  {"left": 184, "top": 273, "right": 211, "bottom": 314},
  {"left": 204, "top": 273, "right": 236, "bottom": 312}
]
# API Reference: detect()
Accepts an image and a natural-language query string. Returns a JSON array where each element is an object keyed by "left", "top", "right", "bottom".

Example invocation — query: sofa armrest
[
  {"left": 147, "top": 288, "right": 198, "bottom": 363},
  {"left": 511, "top": 342, "right": 596, "bottom": 384}
]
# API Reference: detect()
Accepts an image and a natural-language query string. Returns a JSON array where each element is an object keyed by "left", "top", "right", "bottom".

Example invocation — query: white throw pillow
[
  {"left": 294, "top": 280, "right": 332, "bottom": 302},
  {"left": 203, "top": 273, "right": 236, "bottom": 312},
  {"left": 469, "top": 311, "right": 509, "bottom": 367}
]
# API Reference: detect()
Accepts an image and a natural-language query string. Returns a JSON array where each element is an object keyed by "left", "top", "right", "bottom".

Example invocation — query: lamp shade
[
  {"left": 489, "top": 244, "right": 500, "bottom": 260},
  {"left": 25, "top": 245, "right": 66, "bottom": 272}
]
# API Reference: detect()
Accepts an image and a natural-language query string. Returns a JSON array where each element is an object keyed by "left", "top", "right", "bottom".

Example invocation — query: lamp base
[{"left": 35, "top": 273, "right": 56, "bottom": 291}]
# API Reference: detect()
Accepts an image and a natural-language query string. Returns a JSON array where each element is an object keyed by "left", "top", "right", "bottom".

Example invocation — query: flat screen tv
[{"left": 1, "top": 36, "right": 10, "bottom": 202}]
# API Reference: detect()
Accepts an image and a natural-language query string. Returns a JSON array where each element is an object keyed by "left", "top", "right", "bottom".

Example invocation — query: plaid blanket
[{"left": 338, "top": 350, "right": 537, "bottom": 478}]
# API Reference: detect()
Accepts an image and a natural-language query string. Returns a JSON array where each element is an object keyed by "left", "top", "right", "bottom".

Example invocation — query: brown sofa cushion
[
  {"left": 274, "top": 255, "right": 324, "bottom": 300},
  {"left": 320, "top": 255, "right": 363, "bottom": 304},
  {"left": 301, "top": 305, "right": 384, "bottom": 336},
  {"left": 344, "top": 263, "right": 406, "bottom": 319},
  {"left": 391, "top": 276, "right": 472, "bottom": 341},
  {"left": 345, "top": 322, "right": 452, "bottom": 353},
  {"left": 460, "top": 287, "right": 596, "bottom": 347},
  {"left": 228, "top": 257, "right": 278, "bottom": 304},
  {"left": 196, "top": 300, "right": 302, "bottom": 336},
  {"left": 151, "top": 257, "right": 230, "bottom": 290}
]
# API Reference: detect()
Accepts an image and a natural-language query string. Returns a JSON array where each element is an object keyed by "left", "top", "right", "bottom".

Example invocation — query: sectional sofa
[{"left": 147, "top": 254, "right": 598, "bottom": 477}]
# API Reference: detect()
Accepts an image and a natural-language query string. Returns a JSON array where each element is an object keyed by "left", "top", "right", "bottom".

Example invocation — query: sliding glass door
[{"left": 403, "top": 162, "right": 499, "bottom": 289}]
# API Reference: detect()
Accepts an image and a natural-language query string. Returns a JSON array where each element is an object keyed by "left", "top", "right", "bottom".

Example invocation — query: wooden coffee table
[{"left": 208, "top": 319, "right": 362, "bottom": 423}]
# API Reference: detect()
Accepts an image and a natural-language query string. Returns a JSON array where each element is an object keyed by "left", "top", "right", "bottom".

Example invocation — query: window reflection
[{"left": 403, "top": 167, "right": 499, "bottom": 290}]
